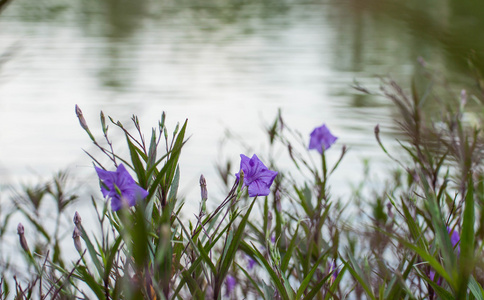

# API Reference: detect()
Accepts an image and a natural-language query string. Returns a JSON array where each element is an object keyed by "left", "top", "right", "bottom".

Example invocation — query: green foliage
[{"left": 2, "top": 66, "right": 484, "bottom": 299}]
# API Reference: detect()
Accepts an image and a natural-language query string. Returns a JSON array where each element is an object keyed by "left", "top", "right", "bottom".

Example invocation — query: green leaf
[
  {"left": 401, "top": 198, "right": 427, "bottom": 250},
  {"left": 79, "top": 225, "right": 104, "bottom": 279},
  {"left": 147, "top": 128, "right": 158, "bottom": 170},
  {"left": 126, "top": 136, "right": 147, "bottom": 189},
  {"left": 419, "top": 171, "right": 457, "bottom": 288},
  {"left": 468, "top": 276, "right": 484, "bottom": 300},
  {"left": 295, "top": 255, "right": 325, "bottom": 299},
  {"left": 416, "top": 268, "right": 454, "bottom": 300},
  {"left": 343, "top": 255, "right": 376, "bottom": 300},
  {"left": 384, "top": 253, "right": 417, "bottom": 299},
  {"left": 77, "top": 266, "right": 106, "bottom": 300},
  {"left": 457, "top": 175, "right": 476, "bottom": 299},
  {"left": 168, "top": 166, "right": 180, "bottom": 206},
  {"left": 281, "top": 224, "right": 300, "bottom": 272},
  {"left": 322, "top": 265, "right": 347, "bottom": 300},
  {"left": 245, "top": 241, "right": 291, "bottom": 300},
  {"left": 237, "top": 263, "right": 265, "bottom": 298},
  {"left": 130, "top": 206, "right": 150, "bottom": 268},
  {"left": 104, "top": 235, "right": 123, "bottom": 278},
  {"left": 216, "top": 198, "right": 257, "bottom": 294}
]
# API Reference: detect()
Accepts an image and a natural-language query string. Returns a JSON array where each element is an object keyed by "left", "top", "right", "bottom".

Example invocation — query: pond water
[{"left": 0, "top": 0, "right": 480, "bottom": 213}]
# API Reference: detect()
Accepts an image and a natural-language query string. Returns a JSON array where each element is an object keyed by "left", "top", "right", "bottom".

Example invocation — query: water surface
[{"left": 0, "top": 0, "right": 478, "bottom": 211}]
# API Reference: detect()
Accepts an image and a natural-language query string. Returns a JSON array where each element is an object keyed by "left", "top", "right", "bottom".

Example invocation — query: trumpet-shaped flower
[
  {"left": 447, "top": 226, "right": 460, "bottom": 255},
  {"left": 95, "top": 164, "right": 149, "bottom": 211},
  {"left": 235, "top": 154, "right": 278, "bottom": 197},
  {"left": 309, "top": 124, "right": 337, "bottom": 153}
]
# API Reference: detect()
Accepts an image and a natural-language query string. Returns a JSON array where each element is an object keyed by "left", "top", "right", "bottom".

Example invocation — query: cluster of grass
[{"left": 1, "top": 69, "right": 484, "bottom": 299}]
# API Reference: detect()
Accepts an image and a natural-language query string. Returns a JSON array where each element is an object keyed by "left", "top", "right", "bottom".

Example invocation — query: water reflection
[
  {"left": 337, "top": 0, "right": 484, "bottom": 82},
  {"left": 0, "top": 0, "right": 482, "bottom": 200}
]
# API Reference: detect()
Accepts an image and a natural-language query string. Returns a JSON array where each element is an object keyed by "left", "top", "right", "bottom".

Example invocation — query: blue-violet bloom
[
  {"left": 328, "top": 261, "right": 339, "bottom": 283},
  {"left": 235, "top": 154, "right": 278, "bottom": 197},
  {"left": 429, "top": 227, "right": 461, "bottom": 286},
  {"left": 447, "top": 226, "right": 460, "bottom": 255},
  {"left": 309, "top": 124, "right": 337, "bottom": 153},
  {"left": 429, "top": 270, "right": 443, "bottom": 286},
  {"left": 247, "top": 255, "right": 257, "bottom": 270},
  {"left": 225, "top": 275, "right": 237, "bottom": 296},
  {"left": 95, "top": 164, "right": 149, "bottom": 211}
]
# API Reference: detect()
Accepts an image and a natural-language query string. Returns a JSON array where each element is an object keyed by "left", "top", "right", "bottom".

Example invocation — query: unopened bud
[
  {"left": 269, "top": 242, "right": 280, "bottom": 265},
  {"left": 72, "top": 227, "right": 82, "bottom": 252},
  {"left": 73, "top": 211, "right": 82, "bottom": 228},
  {"left": 17, "top": 223, "right": 30, "bottom": 253},
  {"left": 267, "top": 211, "right": 273, "bottom": 232},
  {"left": 75, "top": 105, "right": 89, "bottom": 131},
  {"left": 374, "top": 125, "right": 382, "bottom": 146},
  {"left": 75, "top": 105, "right": 95, "bottom": 141},
  {"left": 237, "top": 169, "right": 245, "bottom": 195},
  {"left": 100, "top": 111, "right": 107, "bottom": 134},
  {"left": 275, "top": 191, "right": 281, "bottom": 213},
  {"left": 200, "top": 175, "right": 208, "bottom": 201},
  {"left": 387, "top": 202, "right": 394, "bottom": 219},
  {"left": 417, "top": 56, "right": 426, "bottom": 67}
]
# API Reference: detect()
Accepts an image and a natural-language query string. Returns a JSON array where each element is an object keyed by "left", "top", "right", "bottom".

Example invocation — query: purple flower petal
[
  {"left": 309, "top": 124, "right": 337, "bottom": 153},
  {"left": 429, "top": 270, "right": 443, "bottom": 286},
  {"left": 225, "top": 275, "right": 237, "bottom": 296},
  {"left": 447, "top": 226, "right": 461, "bottom": 255},
  {"left": 236, "top": 154, "right": 278, "bottom": 197},
  {"left": 327, "top": 262, "right": 339, "bottom": 282},
  {"left": 247, "top": 255, "right": 256, "bottom": 270},
  {"left": 95, "top": 164, "right": 148, "bottom": 211},
  {"left": 248, "top": 180, "right": 271, "bottom": 197}
]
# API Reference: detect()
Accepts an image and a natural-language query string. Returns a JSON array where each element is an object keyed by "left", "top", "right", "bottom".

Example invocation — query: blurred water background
[{"left": 1, "top": 0, "right": 483, "bottom": 213}]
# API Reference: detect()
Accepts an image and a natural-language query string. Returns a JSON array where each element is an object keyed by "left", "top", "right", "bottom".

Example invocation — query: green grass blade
[
  {"left": 343, "top": 255, "right": 376, "bottom": 300},
  {"left": 217, "top": 199, "right": 257, "bottom": 292},
  {"left": 457, "top": 175, "right": 475, "bottom": 299},
  {"left": 295, "top": 254, "right": 325, "bottom": 299}
]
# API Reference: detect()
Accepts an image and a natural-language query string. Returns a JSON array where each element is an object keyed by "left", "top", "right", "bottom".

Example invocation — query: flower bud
[
  {"left": 236, "top": 169, "right": 245, "bottom": 195},
  {"left": 387, "top": 202, "right": 394, "bottom": 219},
  {"left": 17, "top": 223, "right": 30, "bottom": 253},
  {"left": 100, "top": 111, "right": 108, "bottom": 134},
  {"left": 75, "top": 105, "right": 95, "bottom": 141},
  {"left": 225, "top": 275, "right": 237, "bottom": 297},
  {"left": 75, "top": 105, "right": 89, "bottom": 131},
  {"left": 73, "top": 211, "right": 82, "bottom": 228},
  {"left": 417, "top": 56, "right": 426, "bottom": 67},
  {"left": 275, "top": 191, "right": 282, "bottom": 213},
  {"left": 200, "top": 175, "right": 208, "bottom": 201},
  {"left": 461, "top": 89, "right": 467, "bottom": 107},
  {"left": 72, "top": 227, "right": 82, "bottom": 252},
  {"left": 267, "top": 211, "right": 273, "bottom": 232}
]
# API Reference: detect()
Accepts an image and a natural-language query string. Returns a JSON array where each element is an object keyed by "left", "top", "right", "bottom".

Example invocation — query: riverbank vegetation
[{"left": 1, "top": 67, "right": 484, "bottom": 299}]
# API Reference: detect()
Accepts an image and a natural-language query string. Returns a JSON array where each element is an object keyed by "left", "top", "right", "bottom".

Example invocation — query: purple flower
[
  {"left": 225, "top": 275, "right": 237, "bottom": 296},
  {"left": 95, "top": 164, "right": 149, "bottom": 211},
  {"left": 428, "top": 227, "right": 461, "bottom": 287},
  {"left": 309, "top": 124, "right": 337, "bottom": 153},
  {"left": 235, "top": 154, "right": 278, "bottom": 197},
  {"left": 447, "top": 226, "right": 460, "bottom": 255},
  {"left": 247, "top": 255, "right": 257, "bottom": 270},
  {"left": 429, "top": 270, "right": 443, "bottom": 286},
  {"left": 327, "top": 262, "right": 339, "bottom": 283}
]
